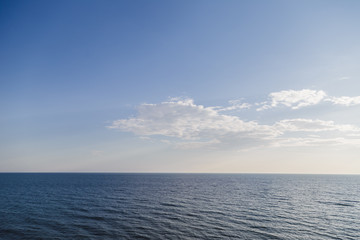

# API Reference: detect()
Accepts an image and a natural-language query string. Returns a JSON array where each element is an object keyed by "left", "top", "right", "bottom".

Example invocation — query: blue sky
[{"left": 1, "top": 0, "right": 360, "bottom": 173}]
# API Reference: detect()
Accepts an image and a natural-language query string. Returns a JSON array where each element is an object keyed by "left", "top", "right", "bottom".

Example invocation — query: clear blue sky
[{"left": 1, "top": 0, "right": 360, "bottom": 173}]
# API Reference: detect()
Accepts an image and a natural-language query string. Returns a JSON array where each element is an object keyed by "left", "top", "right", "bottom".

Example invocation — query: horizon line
[{"left": 1, "top": 172, "right": 359, "bottom": 175}]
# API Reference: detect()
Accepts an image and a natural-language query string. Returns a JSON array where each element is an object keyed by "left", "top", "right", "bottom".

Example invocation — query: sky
[{"left": 1, "top": 0, "right": 360, "bottom": 173}]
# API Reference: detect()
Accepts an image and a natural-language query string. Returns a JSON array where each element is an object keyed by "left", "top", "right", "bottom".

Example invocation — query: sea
[{"left": 0, "top": 173, "right": 359, "bottom": 239}]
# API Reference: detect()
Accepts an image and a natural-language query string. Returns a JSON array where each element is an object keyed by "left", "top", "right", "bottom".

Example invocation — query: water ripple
[{"left": 0, "top": 173, "right": 360, "bottom": 239}]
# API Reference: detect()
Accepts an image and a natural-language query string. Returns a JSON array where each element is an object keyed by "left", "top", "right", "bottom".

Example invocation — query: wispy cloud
[
  {"left": 108, "top": 97, "right": 360, "bottom": 150},
  {"left": 325, "top": 96, "right": 360, "bottom": 106},
  {"left": 216, "top": 99, "right": 251, "bottom": 112},
  {"left": 338, "top": 76, "right": 350, "bottom": 81},
  {"left": 274, "top": 119, "right": 360, "bottom": 132},
  {"left": 272, "top": 137, "right": 360, "bottom": 148},
  {"left": 257, "top": 89, "right": 327, "bottom": 110},
  {"left": 257, "top": 89, "right": 360, "bottom": 110},
  {"left": 108, "top": 98, "right": 278, "bottom": 145}
]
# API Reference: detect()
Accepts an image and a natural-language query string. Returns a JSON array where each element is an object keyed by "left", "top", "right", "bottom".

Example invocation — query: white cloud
[
  {"left": 272, "top": 119, "right": 360, "bottom": 147},
  {"left": 257, "top": 89, "right": 327, "bottom": 110},
  {"left": 108, "top": 99, "right": 281, "bottom": 148},
  {"left": 274, "top": 119, "right": 360, "bottom": 132},
  {"left": 256, "top": 89, "right": 360, "bottom": 110},
  {"left": 216, "top": 99, "right": 251, "bottom": 112},
  {"left": 108, "top": 98, "right": 360, "bottom": 150},
  {"left": 272, "top": 137, "right": 355, "bottom": 148},
  {"left": 338, "top": 76, "right": 350, "bottom": 81},
  {"left": 108, "top": 98, "right": 279, "bottom": 149},
  {"left": 325, "top": 96, "right": 360, "bottom": 106}
]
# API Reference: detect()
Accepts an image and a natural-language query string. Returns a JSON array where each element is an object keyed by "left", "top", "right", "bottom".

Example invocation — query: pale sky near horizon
[{"left": 1, "top": 0, "right": 360, "bottom": 173}]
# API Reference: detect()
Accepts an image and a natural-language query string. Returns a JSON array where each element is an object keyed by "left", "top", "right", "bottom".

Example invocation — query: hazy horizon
[{"left": 1, "top": 172, "right": 360, "bottom": 175}]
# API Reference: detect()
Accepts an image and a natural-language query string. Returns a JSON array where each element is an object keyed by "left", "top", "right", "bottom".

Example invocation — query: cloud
[
  {"left": 274, "top": 119, "right": 360, "bottom": 132},
  {"left": 108, "top": 98, "right": 360, "bottom": 150},
  {"left": 338, "top": 76, "right": 350, "bottom": 81},
  {"left": 272, "top": 137, "right": 358, "bottom": 148},
  {"left": 216, "top": 99, "right": 251, "bottom": 112},
  {"left": 257, "top": 89, "right": 327, "bottom": 110},
  {"left": 272, "top": 119, "right": 360, "bottom": 147},
  {"left": 270, "top": 118, "right": 360, "bottom": 148},
  {"left": 325, "top": 96, "right": 360, "bottom": 106},
  {"left": 108, "top": 98, "right": 278, "bottom": 144},
  {"left": 256, "top": 89, "right": 360, "bottom": 110}
]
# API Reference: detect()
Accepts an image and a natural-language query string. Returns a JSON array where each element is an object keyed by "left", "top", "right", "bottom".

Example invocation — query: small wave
[
  {"left": 317, "top": 200, "right": 354, "bottom": 207},
  {"left": 159, "top": 202, "right": 181, "bottom": 208},
  {"left": 333, "top": 202, "right": 354, "bottom": 207},
  {"left": 74, "top": 215, "right": 107, "bottom": 221},
  {"left": 2, "top": 173, "right": 360, "bottom": 239},
  {"left": 342, "top": 199, "right": 359, "bottom": 203}
]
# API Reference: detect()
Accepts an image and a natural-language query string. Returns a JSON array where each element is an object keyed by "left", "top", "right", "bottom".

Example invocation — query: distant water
[{"left": 1, "top": 174, "right": 359, "bottom": 239}]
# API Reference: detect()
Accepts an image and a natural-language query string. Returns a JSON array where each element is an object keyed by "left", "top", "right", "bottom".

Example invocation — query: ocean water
[{"left": 0, "top": 173, "right": 359, "bottom": 239}]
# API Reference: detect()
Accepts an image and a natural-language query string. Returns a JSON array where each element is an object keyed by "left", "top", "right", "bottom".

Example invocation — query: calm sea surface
[{"left": 0, "top": 173, "right": 359, "bottom": 239}]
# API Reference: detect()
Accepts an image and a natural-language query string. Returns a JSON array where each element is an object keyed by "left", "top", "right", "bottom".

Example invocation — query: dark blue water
[{"left": 0, "top": 174, "right": 359, "bottom": 239}]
